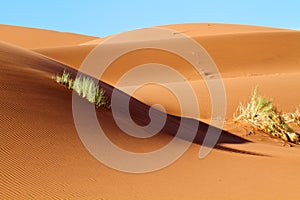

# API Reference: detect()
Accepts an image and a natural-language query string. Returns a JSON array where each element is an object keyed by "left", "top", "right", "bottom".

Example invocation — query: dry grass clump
[
  {"left": 54, "top": 70, "right": 73, "bottom": 89},
  {"left": 54, "top": 70, "right": 109, "bottom": 108},
  {"left": 234, "top": 89, "right": 300, "bottom": 144},
  {"left": 283, "top": 107, "right": 300, "bottom": 126}
]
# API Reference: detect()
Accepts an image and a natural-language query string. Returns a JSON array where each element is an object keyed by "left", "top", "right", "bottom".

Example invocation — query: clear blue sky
[{"left": 1, "top": 0, "right": 299, "bottom": 37}]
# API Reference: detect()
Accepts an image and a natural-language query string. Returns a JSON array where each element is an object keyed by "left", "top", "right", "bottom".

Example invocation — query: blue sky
[{"left": 1, "top": 1, "right": 299, "bottom": 37}]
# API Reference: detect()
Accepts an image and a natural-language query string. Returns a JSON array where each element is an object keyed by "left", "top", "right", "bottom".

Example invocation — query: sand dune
[
  {"left": 0, "top": 24, "right": 97, "bottom": 48},
  {"left": 1, "top": 23, "right": 300, "bottom": 199},
  {"left": 32, "top": 24, "right": 300, "bottom": 120},
  {"left": 34, "top": 23, "right": 300, "bottom": 75}
]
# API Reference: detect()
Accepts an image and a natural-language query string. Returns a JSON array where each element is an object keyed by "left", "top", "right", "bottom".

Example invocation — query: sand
[
  {"left": 1, "top": 23, "right": 300, "bottom": 199},
  {"left": 0, "top": 24, "right": 97, "bottom": 48}
]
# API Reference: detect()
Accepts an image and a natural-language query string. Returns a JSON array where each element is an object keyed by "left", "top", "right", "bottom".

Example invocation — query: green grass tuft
[
  {"left": 234, "top": 88, "right": 300, "bottom": 144},
  {"left": 54, "top": 70, "right": 109, "bottom": 108}
]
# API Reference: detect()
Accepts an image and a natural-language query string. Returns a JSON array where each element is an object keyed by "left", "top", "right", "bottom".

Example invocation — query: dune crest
[{"left": 0, "top": 24, "right": 98, "bottom": 48}]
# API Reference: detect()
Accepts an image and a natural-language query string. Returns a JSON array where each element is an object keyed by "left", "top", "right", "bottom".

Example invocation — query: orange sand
[{"left": 1, "top": 23, "right": 300, "bottom": 199}]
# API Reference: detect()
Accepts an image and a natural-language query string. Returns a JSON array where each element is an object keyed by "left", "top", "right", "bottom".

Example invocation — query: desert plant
[
  {"left": 68, "top": 79, "right": 74, "bottom": 89},
  {"left": 283, "top": 107, "right": 300, "bottom": 126},
  {"left": 73, "top": 75, "right": 83, "bottom": 96},
  {"left": 54, "top": 70, "right": 109, "bottom": 108},
  {"left": 95, "top": 87, "right": 107, "bottom": 108},
  {"left": 54, "top": 70, "right": 73, "bottom": 87},
  {"left": 234, "top": 88, "right": 300, "bottom": 144}
]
